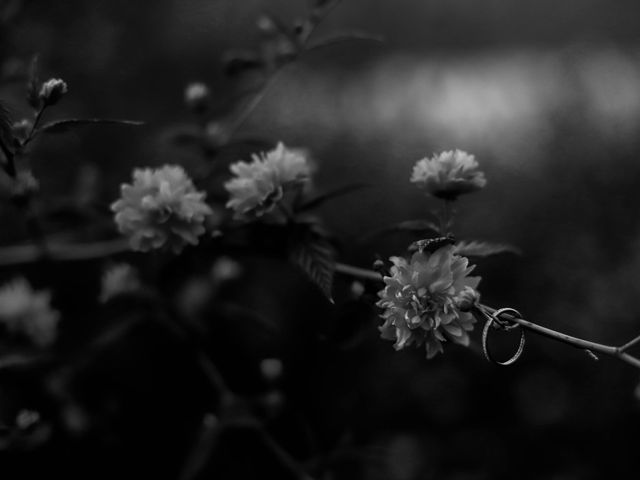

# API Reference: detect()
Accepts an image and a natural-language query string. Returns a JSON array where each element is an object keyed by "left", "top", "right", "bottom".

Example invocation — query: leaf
[
  {"left": 26, "top": 55, "right": 41, "bottom": 110},
  {"left": 359, "top": 219, "right": 440, "bottom": 243},
  {"left": 288, "top": 221, "right": 336, "bottom": 302},
  {"left": 0, "top": 100, "right": 12, "bottom": 141},
  {"left": 306, "top": 32, "right": 385, "bottom": 52},
  {"left": 453, "top": 240, "right": 522, "bottom": 258},
  {"left": 409, "top": 235, "right": 456, "bottom": 254},
  {"left": 298, "top": 183, "right": 369, "bottom": 212},
  {"left": 37, "top": 118, "right": 144, "bottom": 134}
]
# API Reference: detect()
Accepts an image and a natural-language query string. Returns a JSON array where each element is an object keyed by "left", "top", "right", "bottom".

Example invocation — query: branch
[{"left": 334, "top": 262, "right": 640, "bottom": 369}]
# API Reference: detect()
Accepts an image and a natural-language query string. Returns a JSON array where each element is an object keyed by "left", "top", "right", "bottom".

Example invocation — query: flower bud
[
  {"left": 39, "top": 78, "right": 68, "bottom": 106},
  {"left": 260, "top": 358, "right": 283, "bottom": 383},
  {"left": 350, "top": 281, "right": 365, "bottom": 299},
  {"left": 11, "top": 170, "right": 39, "bottom": 205},
  {"left": 16, "top": 409, "right": 40, "bottom": 430},
  {"left": 184, "top": 82, "right": 210, "bottom": 113},
  {"left": 12, "top": 119, "right": 33, "bottom": 141},
  {"left": 455, "top": 286, "right": 481, "bottom": 312}
]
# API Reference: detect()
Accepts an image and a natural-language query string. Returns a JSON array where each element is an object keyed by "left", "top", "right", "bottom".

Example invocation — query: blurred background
[{"left": 2, "top": 0, "right": 640, "bottom": 478}]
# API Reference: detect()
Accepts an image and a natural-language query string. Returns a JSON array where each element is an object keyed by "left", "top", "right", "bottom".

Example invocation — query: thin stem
[
  {"left": 438, "top": 199, "right": 452, "bottom": 236},
  {"left": 619, "top": 333, "right": 640, "bottom": 352},
  {"left": 22, "top": 105, "right": 47, "bottom": 148},
  {"left": 477, "top": 305, "right": 640, "bottom": 369},
  {"left": 228, "top": 73, "right": 282, "bottom": 138},
  {"left": 335, "top": 262, "right": 382, "bottom": 282},
  {"left": 24, "top": 202, "right": 50, "bottom": 259},
  {"left": 333, "top": 261, "right": 640, "bottom": 369}
]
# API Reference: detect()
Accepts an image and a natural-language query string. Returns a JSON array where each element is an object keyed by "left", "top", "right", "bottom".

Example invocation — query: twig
[
  {"left": 0, "top": 238, "right": 129, "bottom": 266},
  {"left": 334, "top": 261, "right": 640, "bottom": 369}
]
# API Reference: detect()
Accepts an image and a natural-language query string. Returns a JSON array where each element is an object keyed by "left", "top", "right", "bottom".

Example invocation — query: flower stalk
[{"left": 335, "top": 262, "right": 640, "bottom": 369}]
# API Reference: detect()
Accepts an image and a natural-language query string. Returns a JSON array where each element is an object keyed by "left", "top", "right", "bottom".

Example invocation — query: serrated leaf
[
  {"left": 395, "top": 219, "right": 441, "bottom": 233},
  {"left": 37, "top": 118, "right": 144, "bottom": 134},
  {"left": 409, "top": 235, "right": 456, "bottom": 254},
  {"left": 453, "top": 240, "right": 522, "bottom": 257},
  {"left": 360, "top": 219, "right": 440, "bottom": 243},
  {"left": 306, "top": 32, "right": 385, "bottom": 52},
  {"left": 26, "top": 55, "right": 41, "bottom": 110},
  {"left": 0, "top": 100, "right": 12, "bottom": 139},
  {"left": 298, "top": 183, "right": 369, "bottom": 212},
  {"left": 289, "top": 222, "right": 335, "bottom": 302}
]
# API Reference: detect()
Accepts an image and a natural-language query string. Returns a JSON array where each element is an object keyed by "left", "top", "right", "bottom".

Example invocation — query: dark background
[{"left": 2, "top": 0, "right": 640, "bottom": 479}]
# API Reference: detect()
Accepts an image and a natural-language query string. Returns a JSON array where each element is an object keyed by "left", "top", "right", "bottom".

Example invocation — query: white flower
[
  {"left": 39, "top": 78, "right": 68, "bottom": 106},
  {"left": 376, "top": 246, "right": 481, "bottom": 359},
  {"left": 0, "top": 278, "right": 60, "bottom": 347},
  {"left": 224, "top": 142, "right": 310, "bottom": 218},
  {"left": 99, "top": 263, "right": 141, "bottom": 302},
  {"left": 111, "top": 165, "right": 213, "bottom": 253},
  {"left": 410, "top": 150, "right": 486, "bottom": 200}
]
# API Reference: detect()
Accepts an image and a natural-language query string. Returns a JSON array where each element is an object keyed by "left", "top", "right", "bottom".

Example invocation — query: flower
[
  {"left": 410, "top": 150, "right": 486, "bottom": 200},
  {"left": 99, "top": 263, "right": 141, "bottom": 302},
  {"left": 184, "top": 82, "right": 210, "bottom": 112},
  {"left": 376, "top": 246, "right": 481, "bottom": 359},
  {"left": 224, "top": 142, "right": 310, "bottom": 218},
  {"left": 111, "top": 165, "right": 213, "bottom": 253},
  {"left": 0, "top": 278, "right": 60, "bottom": 347},
  {"left": 39, "top": 78, "right": 68, "bottom": 106}
]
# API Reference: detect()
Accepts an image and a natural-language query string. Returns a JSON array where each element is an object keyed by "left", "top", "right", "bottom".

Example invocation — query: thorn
[{"left": 585, "top": 349, "right": 599, "bottom": 361}]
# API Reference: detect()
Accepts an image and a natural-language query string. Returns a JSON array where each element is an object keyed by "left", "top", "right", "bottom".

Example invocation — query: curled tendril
[{"left": 481, "top": 307, "right": 526, "bottom": 366}]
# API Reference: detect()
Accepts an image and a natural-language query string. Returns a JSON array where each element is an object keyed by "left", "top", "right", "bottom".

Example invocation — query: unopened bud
[
  {"left": 455, "top": 286, "right": 480, "bottom": 312},
  {"left": 350, "top": 281, "right": 365, "bottom": 299},
  {"left": 11, "top": 170, "right": 39, "bottom": 204},
  {"left": 184, "top": 82, "right": 210, "bottom": 113},
  {"left": 39, "top": 78, "right": 68, "bottom": 106},
  {"left": 260, "top": 358, "right": 283, "bottom": 382},
  {"left": 210, "top": 256, "right": 242, "bottom": 284},
  {"left": 12, "top": 119, "right": 33, "bottom": 141},
  {"left": 16, "top": 409, "right": 40, "bottom": 430},
  {"left": 257, "top": 15, "right": 278, "bottom": 36}
]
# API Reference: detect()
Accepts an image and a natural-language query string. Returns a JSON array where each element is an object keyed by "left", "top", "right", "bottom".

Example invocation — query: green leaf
[
  {"left": 454, "top": 240, "right": 522, "bottom": 257},
  {"left": 298, "top": 183, "right": 369, "bottom": 212},
  {"left": 360, "top": 219, "right": 440, "bottom": 243},
  {"left": 306, "top": 32, "right": 385, "bottom": 52},
  {"left": 37, "top": 118, "right": 144, "bottom": 135},
  {"left": 409, "top": 235, "right": 456, "bottom": 254},
  {"left": 0, "top": 100, "right": 12, "bottom": 140},
  {"left": 288, "top": 221, "right": 336, "bottom": 302}
]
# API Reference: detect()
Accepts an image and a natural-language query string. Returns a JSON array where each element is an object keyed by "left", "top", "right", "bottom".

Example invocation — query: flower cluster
[
  {"left": 224, "top": 142, "right": 310, "bottom": 218},
  {"left": 111, "top": 165, "right": 213, "bottom": 253},
  {"left": 0, "top": 278, "right": 60, "bottom": 347},
  {"left": 411, "top": 149, "right": 486, "bottom": 200},
  {"left": 376, "top": 246, "right": 481, "bottom": 358}
]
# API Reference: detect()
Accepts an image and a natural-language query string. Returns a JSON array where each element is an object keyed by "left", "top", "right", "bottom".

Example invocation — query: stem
[
  {"left": 335, "top": 262, "right": 383, "bottom": 282},
  {"left": 620, "top": 334, "right": 640, "bottom": 352},
  {"left": 228, "top": 73, "right": 281, "bottom": 138},
  {"left": 333, "top": 261, "right": 640, "bottom": 369},
  {"left": 439, "top": 199, "right": 452, "bottom": 236},
  {"left": 22, "top": 105, "right": 47, "bottom": 148},
  {"left": 24, "top": 201, "right": 50, "bottom": 259}
]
